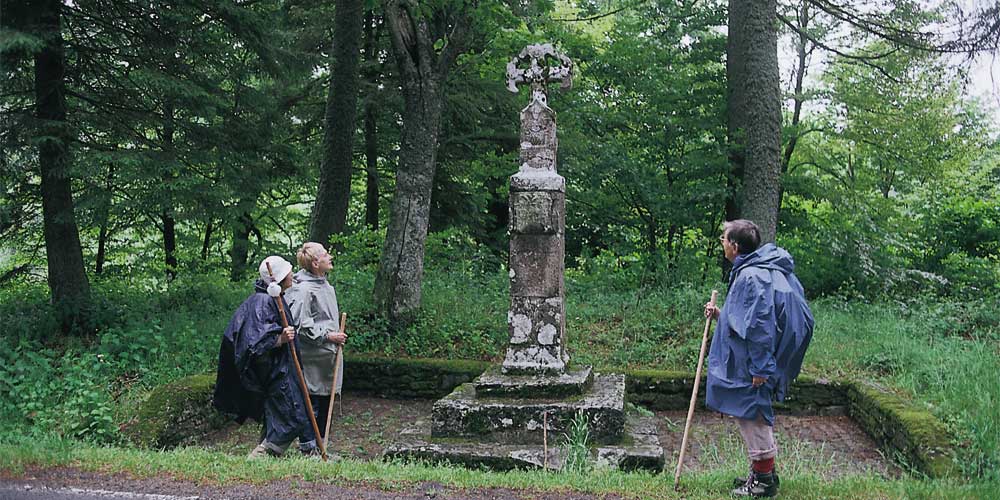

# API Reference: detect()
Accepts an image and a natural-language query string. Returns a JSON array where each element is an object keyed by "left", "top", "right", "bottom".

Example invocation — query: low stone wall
[
  {"left": 626, "top": 370, "right": 847, "bottom": 415},
  {"left": 343, "top": 355, "right": 490, "bottom": 399},
  {"left": 846, "top": 380, "right": 957, "bottom": 478},
  {"left": 131, "top": 356, "right": 958, "bottom": 477}
]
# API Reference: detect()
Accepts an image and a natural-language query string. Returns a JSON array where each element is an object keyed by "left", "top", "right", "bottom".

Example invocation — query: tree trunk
[
  {"left": 95, "top": 164, "right": 115, "bottom": 275},
  {"left": 374, "top": 0, "right": 470, "bottom": 326},
  {"left": 733, "top": 0, "right": 782, "bottom": 243},
  {"left": 309, "top": 0, "right": 365, "bottom": 245},
  {"left": 162, "top": 210, "right": 177, "bottom": 278},
  {"left": 777, "top": 0, "right": 811, "bottom": 220},
  {"left": 364, "top": 104, "right": 380, "bottom": 230},
  {"left": 372, "top": 81, "right": 442, "bottom": 324},
  {"left": 34, "top": 0, "right": 92, "bottom": 332},
  {"left": 201, "top": 219, "right": 214, "bottom": 261},
  {"left": 725, "top": 0, "right": 749, "bottom": 224},
  {"left": 363, "top": 11, "right": 381, "bottom": 231},
  {"left": 161, "top": 100, "right": 178, "bottom": 280},
  {"left": 229, "top": 207, "right": 255, "bottom": 282},
  {"left": 95, "top": 219, "right": 109, "bottom": 275}
]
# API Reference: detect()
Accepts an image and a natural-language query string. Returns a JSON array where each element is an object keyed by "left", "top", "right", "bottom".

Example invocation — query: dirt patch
[
  {"left": 657, "top": 410, "right": 898, "bottom": 479},
  {"left": 203, "top": 395, "right": 432, "bottom": 460},
  {"left": 202, "top": 393, "right": 894, "bottom": 478}
]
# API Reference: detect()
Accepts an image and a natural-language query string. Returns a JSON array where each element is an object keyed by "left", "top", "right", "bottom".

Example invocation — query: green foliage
[{"left": 781, "top": 43, "right": 1000, "bottom": 298}]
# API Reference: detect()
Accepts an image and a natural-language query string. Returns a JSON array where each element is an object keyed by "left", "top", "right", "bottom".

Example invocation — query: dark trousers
[{"left": 310, "top": 394, "right": 331, "bottom": 440}]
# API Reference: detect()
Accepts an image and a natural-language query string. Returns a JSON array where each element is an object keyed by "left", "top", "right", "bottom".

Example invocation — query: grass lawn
[{"left": 1, "top": 438, "right": 997, "bottom": 499}]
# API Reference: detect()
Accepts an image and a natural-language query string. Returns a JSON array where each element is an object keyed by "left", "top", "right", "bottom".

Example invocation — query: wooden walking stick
[
  {"left": 674, "top": 289, "right": 718, "bottom": 489},
  {"left": 322, "top": 312, "right": 346, "bottom": 452},
  {"left": 266, "top": 262, "right": 328, "bottom": 462}
]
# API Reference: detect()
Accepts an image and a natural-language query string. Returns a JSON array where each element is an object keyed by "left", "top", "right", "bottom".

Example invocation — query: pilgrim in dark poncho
[
  {"left": 704, "top": 219, "right": 814, "bottom": 498},
  {"left": 213, "top": 255, "right": 317, "bottom": 458}
]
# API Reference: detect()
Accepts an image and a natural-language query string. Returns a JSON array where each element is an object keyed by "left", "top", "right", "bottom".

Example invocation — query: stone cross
[{"left": 502, "top": 44, "right": 573, "bottom": 375}]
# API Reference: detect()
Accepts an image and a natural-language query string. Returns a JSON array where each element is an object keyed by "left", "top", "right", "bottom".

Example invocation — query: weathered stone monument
[{"left": 385, "top": 45, "right": 664, "bottom": 471}]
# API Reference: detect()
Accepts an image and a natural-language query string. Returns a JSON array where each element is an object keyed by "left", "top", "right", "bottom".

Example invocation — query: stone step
[
  {"left": 432, "top": 373, "right": 625, "bottom": 444},
  {"left": 385, "top": 415, "right": 664, "bottom": 473},
  {"left": 474, "top": 365, "right": 593, "bottom": 398}
]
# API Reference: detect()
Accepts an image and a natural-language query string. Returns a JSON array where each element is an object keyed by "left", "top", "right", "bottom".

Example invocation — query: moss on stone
[
  {"left": 128, "top": 373, "right": 228, "bottom": 449},
  {"left": 845, "top": 381, "right": 958, "bottom": 478}
]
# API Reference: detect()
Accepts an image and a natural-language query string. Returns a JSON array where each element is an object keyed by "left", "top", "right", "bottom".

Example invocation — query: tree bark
[
  {"left": 374, "top": 0, "right": 470, "bottom": 325},
  {"left": 161, "top": 100, "right": 178, "bottom": 280},
  {"left": 777, "top": 0, "right": 812, "bottom": 219},
  {"left": 229, "top": 205, "right": 255, "bottom": 282},
  {"left": 95, "top": 164, "right": 115, "bottom": 275},
  {"left": 363, "top": 11, "right": 381, "bottom": 231},
  {"left": 34, "top": 0, "right": 92, "bottom": 332},
  {"left": 309, "top": 0, "right": 365, "bottom": 245},
  {"left": 732, "top": 0, "right": 782, "bottom": 243},
  {"left": 201, "top": 219, "right": 214, "bottom": 261},
  {"left": 725, "top": 0, "right": 749, "bottom": 224},
  {"left": 782, "top": 1, "right": 810, "bottom": 173}
]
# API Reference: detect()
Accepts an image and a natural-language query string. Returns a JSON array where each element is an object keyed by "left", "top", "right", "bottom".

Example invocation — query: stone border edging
[{"left": 130, "top": 355, "right": 958, "bottom": 477}]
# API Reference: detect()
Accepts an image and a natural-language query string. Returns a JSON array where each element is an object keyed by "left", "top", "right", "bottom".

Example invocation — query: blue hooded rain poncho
[
  {"left": 213, "top": 280, "right": 316, "bottom": 447},
  {"left": 705, "top": 243, "right": 814, "bottom": 426}
]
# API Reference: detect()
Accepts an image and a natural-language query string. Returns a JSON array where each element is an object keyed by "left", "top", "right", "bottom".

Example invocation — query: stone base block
[
  {"left": 385, "top": 415, "right": 664, "bottom": 472},
  {"left": 432, "top": 374, "right": 624, "bottom": 444},
  {"left": 475, "top": 365, "right": 592, "bottom": 398}
]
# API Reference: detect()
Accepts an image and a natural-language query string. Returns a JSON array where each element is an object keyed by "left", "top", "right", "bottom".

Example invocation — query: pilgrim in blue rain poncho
[
  {"left": 705, "top": 243, "right": 814, "bottom": 425},
  {"left": 213, "top": 279, "right": 315, "bottom": 447}
]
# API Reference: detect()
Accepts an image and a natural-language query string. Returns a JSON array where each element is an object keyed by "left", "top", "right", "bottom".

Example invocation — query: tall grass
[{"left": 807, "top": 298, "right": 1000, "bottom": 481}]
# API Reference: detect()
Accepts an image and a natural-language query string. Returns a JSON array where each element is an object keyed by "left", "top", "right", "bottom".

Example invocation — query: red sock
[{"left": 752, "top": 457, "right": 775, "bottom": 474}]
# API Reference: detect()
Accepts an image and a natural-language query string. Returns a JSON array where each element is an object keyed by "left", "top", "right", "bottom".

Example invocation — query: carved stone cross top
[{"left": 506, "top": 44, "right": 573, "bottom": 106}]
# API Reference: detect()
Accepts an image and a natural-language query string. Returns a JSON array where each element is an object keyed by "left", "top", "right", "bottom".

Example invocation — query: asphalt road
[{"left": 0, "top": 485, "right": 199, "bottom": 500}]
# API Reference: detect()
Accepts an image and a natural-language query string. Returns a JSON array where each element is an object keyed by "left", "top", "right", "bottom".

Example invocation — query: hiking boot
[
  {"left": 733, "top": 469, "right": 779, "bottom": 489},
  {"left": 731, "top": 471, "right": 778, "bottom": 498},
  {"left": 247, "top": 443, "right": 280, "bottom": 459}
]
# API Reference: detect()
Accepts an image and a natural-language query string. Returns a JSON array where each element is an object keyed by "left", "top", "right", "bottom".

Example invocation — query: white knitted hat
[{"left": 259, "top": 256, "right": 293, "bottom": 297}]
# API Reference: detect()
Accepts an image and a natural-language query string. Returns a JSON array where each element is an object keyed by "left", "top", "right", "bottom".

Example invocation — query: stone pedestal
[{"left": 385, "top": 372, "right": 664, "bottom": 472}]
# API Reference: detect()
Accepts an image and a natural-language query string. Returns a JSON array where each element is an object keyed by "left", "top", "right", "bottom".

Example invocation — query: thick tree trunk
[
  {"left": 34, "top": 0, "right": 92, "bottom": 331},
  {"left": 374, "top": 0, "right": 469, "bottom": 325},
  {"left": 725, "top": 0, "right": 748, "bottom": 224},
  {"left": 309, "top": 0, "right": 365, "bottom": 245},
  {"left": 373, "top": 81, "right": 443, "bottom": 324},
  {"left": 732, "top": 0, "right": 782, "bottom": 243}
]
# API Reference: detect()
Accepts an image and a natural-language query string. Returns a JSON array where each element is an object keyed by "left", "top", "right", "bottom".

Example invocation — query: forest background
[{"left": 1, "top": 0, "right": 999, "bottom": 494}]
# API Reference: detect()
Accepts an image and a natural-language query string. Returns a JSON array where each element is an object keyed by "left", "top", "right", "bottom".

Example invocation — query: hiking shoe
[
  {"left": 247, "top": 443, "right": 280, "bottom": 459},
  {"left": 733, "top": 469, "right": 779, "bottom": 489},
  {"left": 731, "top": 471, "right": 778, "bottom": 497}
]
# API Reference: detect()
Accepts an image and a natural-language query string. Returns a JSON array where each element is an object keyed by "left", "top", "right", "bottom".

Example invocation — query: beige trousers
[{"left": 736, "top": 414, "right": 778, "bottom": 461}]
